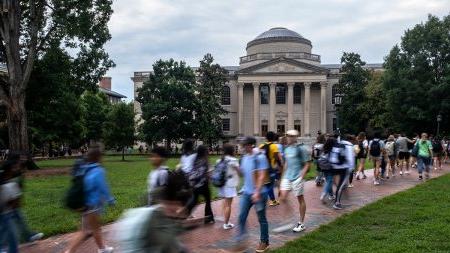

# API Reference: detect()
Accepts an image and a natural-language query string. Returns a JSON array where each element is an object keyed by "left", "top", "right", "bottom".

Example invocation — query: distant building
[
  {"left": 132, "top": 27, "right": 383, "bottom": 137},
  {"left": 98, "top": 77, "right": 126, "bottom": 104}
]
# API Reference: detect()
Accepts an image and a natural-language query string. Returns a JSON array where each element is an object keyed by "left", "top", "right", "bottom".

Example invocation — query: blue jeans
[
  {"left": 323, "top": 171, "right": 334, "bottom": 196},
  {"left": 267, "top": 172, "right": 279, "bottom": 201},
  {"left": 237, "top": 193, "right": 269, "bottom": 244},
  {"left": 11, "top": 208, "right": 35, "bottom": 242},
  {"left": 417, "top": 156, "right": 431, "bottom": 174},
  {"left": 0, "top": 212, "right": 19, "bottom": 253}
]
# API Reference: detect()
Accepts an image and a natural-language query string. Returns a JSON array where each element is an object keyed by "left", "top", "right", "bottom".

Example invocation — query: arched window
[
  {"left": 222, "top": 86, "right": 231, "bottom": 105},
  {"left": 294, "top": 84, "right": 301, "bottom": 104},
  {"left": 260, "top": 84, "right": 269, "bottom": 104},
  {"left": 276, "top": 84, "right": 286, "bottom": 104}
]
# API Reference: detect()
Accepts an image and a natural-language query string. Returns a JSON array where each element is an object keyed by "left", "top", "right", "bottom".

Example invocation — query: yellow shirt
[{"left": 259, "top": 142, "right": 279, "bottom": 169}]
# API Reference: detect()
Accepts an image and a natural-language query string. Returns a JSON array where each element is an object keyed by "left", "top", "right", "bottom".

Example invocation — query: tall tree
[
  {"left": 81, "top": 91, "right": 110, "bottom": 144},
  {"left": 136, "top": 59, "right": 197, "bottom": 147},
  {"left": 360, "top": 71, "right": 389, "bottom": 131},
  {"left": 103, "top": 102, "right": 135, "bottom": 161},
  {"left": 0, "top": 0, "right": 114, "bottom": 152},
  {"left": 383, "top": 14, "right": 450, "bottom": 135},
  {"left": 194, "top": 54, "right": 228, "bottom": 144},
  {"left": 335, "top": 52, "right": 370, "bottom": 134}
]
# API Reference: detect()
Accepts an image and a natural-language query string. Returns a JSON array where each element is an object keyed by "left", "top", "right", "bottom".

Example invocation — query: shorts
[
  {"left": 357, "top": 153, "right": 367, "bottom": 159},
  {"left": 398, "top": 151, "right": 410, "bottom": 160},
  {"left": 433, "top": 152, "right": 443, "bottom": 158},
  {"left": 371, "top": 156, "right": 382, "bottom": 161},
  {"left": 388, "top": 155, "right": 396, "bottom": 161},
  {"left": 82, "top": 207, "right": 101, "bottom": 232},
  {"left": 280, "top": 177, "right": 305, "bottom": 196},
  {"left": 219, "top": 186, "right": 237, "bottom": 198}
]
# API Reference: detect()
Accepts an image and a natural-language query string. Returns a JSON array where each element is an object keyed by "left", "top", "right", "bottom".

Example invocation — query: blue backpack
[{"left": 211, "top": 158, "right": 229, "bottom": 187}]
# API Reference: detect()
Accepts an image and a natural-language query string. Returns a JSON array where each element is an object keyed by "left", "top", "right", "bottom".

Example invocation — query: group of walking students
[{"left": 1, "top": 130, "right": 448, "bottom": 253}]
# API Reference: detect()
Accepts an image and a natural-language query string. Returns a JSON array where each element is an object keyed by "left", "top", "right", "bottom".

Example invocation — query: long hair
[{"left": 323, "top": 137, "right": 336, "bottom": 154}]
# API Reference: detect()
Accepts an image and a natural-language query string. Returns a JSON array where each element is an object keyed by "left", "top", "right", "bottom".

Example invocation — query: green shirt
[{"left": 417, "top": 140, "right": 432, "bottom": 157}]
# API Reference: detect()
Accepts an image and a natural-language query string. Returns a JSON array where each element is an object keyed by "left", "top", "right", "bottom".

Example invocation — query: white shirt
[
  {"left": 332, "top": 140, "right": 355, "bottom": 170},
  {"left": 0, "top": 181, "right": 21, "bottom": 213},
  {"left": 180, "top": 154, "right": 197, "bottom": 174}
]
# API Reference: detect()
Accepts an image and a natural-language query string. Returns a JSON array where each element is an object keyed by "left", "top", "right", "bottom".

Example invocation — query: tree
[
  {"left": 335, "top": 52, "right": 371, "bottom": 134},
  {"left": 0, "top": 0, "right": 114, "bottom": 153},
  {"left": 383, "top": 14, "right": 450, "bottom": 135},
  {"left": 81, "top": 91, "right": 110, "bottom": 144},
  {"left": 194, "top": 54, "right": 228, "bottom": 144},
  {"left": 136, "top": 59, "right": 197, "bottom": 147},
  {"left": 360, "top": 71, "right": 389, "bottom": 131},
  {"left": 103, "top": 102, "right": 135, "bottom": 161}
]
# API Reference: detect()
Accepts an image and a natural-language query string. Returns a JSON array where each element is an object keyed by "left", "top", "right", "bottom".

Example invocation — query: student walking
[
  {"left": 396, "top": 133, "right": 414, "bottom": 175},
  {"left": 259, "top": 131, "right": 283, "bottom": 206},
  {"left": 432, "top": 137, "right": 444, "bottom": 170},
  {"left": 186, "top": 145, "right": 215, "bottom": 224},
  {"left": 180, "top": 139, "right": 197, "bottom": 174},
  {"left": 65, "top": 145, "right": 116, "bottom": 253},
  {"left": 233, "top": 137, "right": 270, "bottom": 253},
  {"left": 385, "top": 135, "right": 397, "bottom": 178},
  {"left": 216, "top": 144, "right": 240, "bottom": 230},
  {"left": 369, "top": 132, "right": 385, "bottom": 185},
  {"left": 415, "top": 133, "right": 433, "bottom": 180},
  {"left": 355, "top": 132, "right": 369, "bottom": 180},
  {"left": 275, "top": 130, "right": 311, "bottom": 233},
  {"left": 312, "top": 134, "right": 326, "bottom": 186}
]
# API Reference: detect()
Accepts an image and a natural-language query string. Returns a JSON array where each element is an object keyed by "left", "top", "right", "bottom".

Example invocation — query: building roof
[
  {"left": 99, "top": 87, "right": 127, "bottom": 98},
  {"left": 247, "top": 27, "right": 312, "bottom": 49},
  {"left": 321, "top": 63, "right": 384, "bottom": 69}
]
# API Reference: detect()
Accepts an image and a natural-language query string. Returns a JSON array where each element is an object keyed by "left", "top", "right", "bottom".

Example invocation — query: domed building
[{"left": 133, "top": 27, "right": 382, "bottom": 138}]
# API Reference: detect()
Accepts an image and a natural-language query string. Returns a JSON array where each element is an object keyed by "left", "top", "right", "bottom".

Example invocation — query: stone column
[
  {"left": 237, "top": 82, "right": 244, "bottom": 135},
  {"left": 320, "top": 82, "right": 327, "bottom": 134},
  {"left": 269, "top": 82, "right": 276, "bottom": 132},
  {"left": 303, "top": 82, "right": 311, "bottom": 136},
  {"left": 287, "top": 82, "right": 295, "bottom": 131},
  {"left": 253, "top": 83, "right": 260, "bottom": 136}
]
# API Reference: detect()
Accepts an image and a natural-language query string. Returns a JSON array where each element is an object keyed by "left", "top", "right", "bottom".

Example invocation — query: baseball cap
[{"left": 286, "top": 129, "right": 299, "bottom": 136}]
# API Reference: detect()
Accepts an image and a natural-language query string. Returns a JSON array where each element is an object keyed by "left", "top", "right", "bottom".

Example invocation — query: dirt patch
[{"left": 25, "top": 167, "right": 71, "bottom": 178}]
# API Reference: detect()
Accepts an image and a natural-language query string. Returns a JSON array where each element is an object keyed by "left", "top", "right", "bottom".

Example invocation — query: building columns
[
  {"left": 269, "top": 82, "right": 276, "bottom": 132},
  {"left": 320, "top": 82, "right": 327, "bottom": 134},
  {"left": 237, "top": 82, "right": 244, "bottom": 135},
  {"left": 303, "top": 82, "right": 311, "bottom": 136},
  {"left": 253, "top": 82, "right": 260, "bottom": 136},
  {"left": 287, "top": 82, "right": 294, "bottom": 131}
]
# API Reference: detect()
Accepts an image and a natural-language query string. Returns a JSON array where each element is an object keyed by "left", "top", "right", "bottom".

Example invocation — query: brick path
[{"left": 20, "top": 165, "right": 450, "bottom": 253}]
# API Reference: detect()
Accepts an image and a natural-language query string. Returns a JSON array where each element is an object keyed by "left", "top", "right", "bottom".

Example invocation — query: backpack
[
  {"left": 64, "top": 162, "right": 92, "bottom": 211},
  {"left": 188, "top": 159, "right": 208, "bottom": 189},
  {"left": 358, "top": 141, "right": 365, "bottom": 157},
  {"left": 211, "top": 158, "right": 229, "bottom": 187},
  {"left": 328, "top": 142, "right": 347, "bottom": 167},
  {"left": 432, "top": 141, "right": 443, "bottom": 153},
  {"left": 385, "top": 141, "right": 395, "bottom": 156},
  {"left": 261, "top": 143, "right": 277, "bottom": 172},
  {"left": 317, "top": 153, "right": 332, "bottom": 171},
  {"left": 166, "top": 169, "right": 192, "bottom": 205},
  {"left": 369, "top": 140, "right": 381, "bottom": 157},
  {"left": 312, "top": 144, "right": 322, "bottom": 159}
]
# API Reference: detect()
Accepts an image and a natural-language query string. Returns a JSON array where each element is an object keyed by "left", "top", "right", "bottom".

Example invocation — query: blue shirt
[
  {"left": 283, "top": 145, "right": 308, "bottom": 181},
  {"left": 240, "top": 152, "right": 269, "bottom": 195},
  {"left": 82, "top": 163, "right": 114, "bottom": 208}
]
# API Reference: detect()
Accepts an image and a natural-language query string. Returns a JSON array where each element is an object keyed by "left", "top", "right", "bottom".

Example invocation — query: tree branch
[
  {"left": 21, "top": 0, "right": 40, "bottom": 92},
  {"left": 36, "top": 22, "right": 57, "bottom": 53}
]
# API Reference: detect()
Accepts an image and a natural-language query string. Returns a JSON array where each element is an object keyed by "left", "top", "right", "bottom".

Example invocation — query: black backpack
[
  {"left": 329, "top": 142, "right": 347, "bottom": 166},
  {"left": 432, "top": 141, "right": 443, "bottom": 153},
  {"left": 369, "top": 140, "right": 381, "bottom": 157},
  {"left": 211, "top": 158, "right": 229, "bottom": 187},
  {"left": 166, "top": 169, "right": 192, "bottom": 205},
  {"left": 64, "top": 161, "right": 92, "bottom": 211},
  {"left": 358, "top": 141, "right": 365, "bottom": 157}
]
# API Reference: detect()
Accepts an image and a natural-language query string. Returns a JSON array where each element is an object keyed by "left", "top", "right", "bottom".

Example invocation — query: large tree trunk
[{"left": 7, "top": 94, "right": 29, "bottom": 152}]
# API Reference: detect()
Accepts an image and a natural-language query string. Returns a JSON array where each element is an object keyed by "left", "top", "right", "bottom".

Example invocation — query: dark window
[
  {"left": 294, "top": 120, "right": 301, "bottom": 133},
  {"left": 222, "top": 86, "right": 231, "bottom": 105},
  {"left": 260, "top": 84, "right": 269, "bottom": 104},
  {"left": 276, "top": 84, "right": 286, "bottom": 104},
  {"left": 277, "top": 120, "right": 285, "bottom": 135},
  {"left": 222, "top": 118, "right": 230, "bottom": 131},
  {"left": 294, "top": 85, "right": 302, "bottom": 104},
  {"left": 261, "top": 122, "right": 268, "bottom": 137},
  {"left": 332, "top": 118, "right": 337, "bottom": 131}
]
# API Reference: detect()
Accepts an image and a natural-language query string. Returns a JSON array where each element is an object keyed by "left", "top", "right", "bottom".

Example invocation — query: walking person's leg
[
  {"left": 417, "top": 156, "right": 424, "bottom": 180},
  {"left": 202, "top": 184, "right": 214, "bottom": 223},
  {"left": 255, "top": 193, "right": 269, "bottom": 252},
  {"left": 223, "top": 197, "right": 234, "bottom": 229},
  {"left": 424, "top": 157, "right": 431, "bottom": 179},
  {"left": 320, "top": 171, "right": 334, "bottom": 202},
  {"left": 333, "top": 170, "right": 348, "bottom": 209},
  {"left": 236, "top": 194, "right": 253, "bottom": 242}
]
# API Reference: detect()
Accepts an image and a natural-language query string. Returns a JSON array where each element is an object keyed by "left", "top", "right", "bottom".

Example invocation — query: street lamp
[
  {"left": 334, "top": 93, "right": 343, "bottom": 133},
  {"left": 436, "top": 114, "right": 442, "bottom": 137}
]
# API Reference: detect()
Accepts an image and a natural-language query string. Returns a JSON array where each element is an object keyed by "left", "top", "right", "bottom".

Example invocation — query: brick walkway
[{"left": 20, "top": 165, "right": 450, "bottom": 253}]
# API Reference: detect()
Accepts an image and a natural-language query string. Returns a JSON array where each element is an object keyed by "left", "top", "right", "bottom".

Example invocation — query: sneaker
[
  {"left": 400, "top": 171, "right": 403, "bottom": 176},
  {"left": 327, "top": 195, "right": 335, "bottom": 201},
  {"left": 348, "top": 184, "right": 354, "bottom": 188},
  {"left": 434, "top": 167, "right": 437, "bottom": 170},
  {"left": 223, "top": 223, "right": 235, "bottom": 230},
  {"left": 374, "top": 180, "right": 380, "bottom": 185},
  {"left": 418, "top": 175, "right": 423, "bottom": 180},
  {"left": 320, "top": 192, "right": 327, "bottom": 204},
  {"left": 98, "top": 246, "right": 114, "bottom": 253},
  {"left": 292, "top": 222, "right": 306, "bottom": 233},
  {"left": 356, "top": 175, "right": 360, "bottom": 180},
  {"left": 425, "top": 173, "right": 430, "bottom": 179},
  {"left": 272, "top": 223, "right": 295, "bottom": 233},
  {"left": 29, "top": 232, "right": 44, "bottom": 242},
  {"left": 269, "top": 200, "right": 280, "bottom": 206},
  {"left": 362, "top": 174, "right": 367, "bottom": 179},
  {"left": 406, "top": 170, "right": 411, "bottom": 174},
  {"left": 332, "top": 203, "right": 343, "bottom": 210},
  {"left": 255, "top": 242, "right": 270, "bottom": 253}
]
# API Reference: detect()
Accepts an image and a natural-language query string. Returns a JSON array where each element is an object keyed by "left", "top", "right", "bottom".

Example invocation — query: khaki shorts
[{"left": 280, "top": 177, "right": 305, "bottom": 196}]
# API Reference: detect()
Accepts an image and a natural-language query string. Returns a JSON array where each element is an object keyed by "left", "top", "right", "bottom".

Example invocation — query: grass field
[
  {"left": 25, "top": 155, "right": 319, "bottom": 237},
  {"left": 274, "top": 173, "right": 450, "bottom": 253}
]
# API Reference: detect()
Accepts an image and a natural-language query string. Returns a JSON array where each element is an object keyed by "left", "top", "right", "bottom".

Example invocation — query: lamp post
[
  {"left": 436, "top": 114, "right": 442, "bottom": 137},
  {"left": 335, "top": 94, "right": 343, "bottom": 134}
]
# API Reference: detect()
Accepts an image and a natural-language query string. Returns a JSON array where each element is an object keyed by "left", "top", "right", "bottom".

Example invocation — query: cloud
[{"left": 104, "top": 0, "right": 450, "bottom": 100}]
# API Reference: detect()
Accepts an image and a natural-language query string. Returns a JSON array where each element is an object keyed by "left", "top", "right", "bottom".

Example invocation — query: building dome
[{"left": 246, "top": 27, "right": 312, "bottom": 51}]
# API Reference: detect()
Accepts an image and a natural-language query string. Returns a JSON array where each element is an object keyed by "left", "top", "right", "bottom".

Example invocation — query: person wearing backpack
[
  {"left": 312, "top": 134, "right": 326, "bottom": 186},
  {"left": 273, "top": 130, "right": 311, "bottom": 233},
  {"left": 232, "top": 136, "right": 270, "bottom": 253},
  {"left": 214, "top": 144, "right": 239, "bottom": 230},
  {"left": 259, "top": 131, "right": 283, "bottom": 207},
  {"left": 368, "top": 132, "right": 385, "bottom": 185},
  {"left": 385, "top": 135, "right": 397, "bottom": 178},
  {"left": 185, "top": 145, "right": 214, "bottom": 224},
  {"left": 416, "top": 133, "right": 433, "bottom": 180},
  {"left": 355, "top": 132, "right": 369, "bottom": 180},
  {"left": 432, "top": 137, "right": 444, "bottom": 170},
  {"left": 180, "top": 139, "right": 197, "bottom": 175},
  {"left": 0, "top": 160, "right": 20, "bottom": 253},
  {"left": 65, "top": 145, "right": 115, "bottom": 253}
]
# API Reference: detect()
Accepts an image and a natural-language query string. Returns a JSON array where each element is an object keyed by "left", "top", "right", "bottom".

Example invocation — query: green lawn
[
  {"left": 26, "top": 155, "right": 319, "bottom": 237},
  {"left": 274, "top": 173, "right": 450, "bottom": 253}
]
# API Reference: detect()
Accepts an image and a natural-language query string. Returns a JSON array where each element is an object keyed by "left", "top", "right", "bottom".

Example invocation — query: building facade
[
  {"left": 132, "top": 27, "right": 382, "bottom": 138},
  {"left": 98, "top": 77, "right": 127, "bottom": 104}
]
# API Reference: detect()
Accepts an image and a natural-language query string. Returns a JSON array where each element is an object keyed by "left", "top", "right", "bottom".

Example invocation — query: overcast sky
[{"left": 104, "top": 0, "right": 449, "bottom": 100}]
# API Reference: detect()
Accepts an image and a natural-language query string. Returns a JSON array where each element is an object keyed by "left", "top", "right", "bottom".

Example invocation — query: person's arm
[
  {"left": 252, "top": 168, "right": 266, "bottom": 203},
  {"left": 97, "top": 169, "right": 115, "bottom": 205},
  {"left": 299, "top": 161, "right": 311, "bottom": 180}
]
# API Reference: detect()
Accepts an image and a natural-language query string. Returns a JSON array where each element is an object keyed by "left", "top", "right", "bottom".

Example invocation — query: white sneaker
[
  {"left": 400, "top": 171, "right": 403, "bottom": 175},
  {"left": 223, "top": 223, "right": 235, "bottom": 230},
  {"left": 273, "top": 223, "right": 295, "bottom": 233},
  {"left": 98, "top": 246, "right": 114, "bottom": 253},
  {"left": 348, "top": 184, "right": 354, "bottom": 188},
  {"left": 374, "top": 180, "right": 380, "bottom": 185},
  {"left": 292, "top": 222, "right": 305, "bottom": 233},
  {"left": 405, "top": 170, "right": 410, "bottom": 175},
  {"left": 29, "top": 232, "right": 44, "bottom": 242}
]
